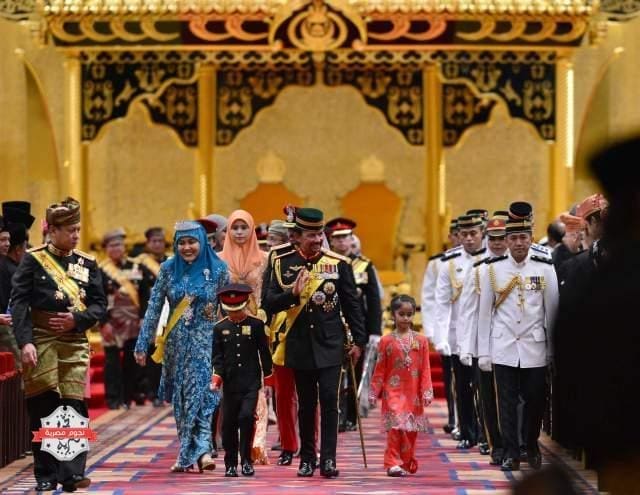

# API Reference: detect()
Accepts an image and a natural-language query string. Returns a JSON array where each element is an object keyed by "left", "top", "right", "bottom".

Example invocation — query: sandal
[
  {"left": 197, "top": 453, "right": 216, "bottom": 473},
  {"left": 170, "top": 463, "right": 196, "bottom": 473}
]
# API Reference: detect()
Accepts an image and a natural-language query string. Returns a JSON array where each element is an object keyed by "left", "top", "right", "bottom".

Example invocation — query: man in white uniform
[{"left": 476, "top": 202, "right": 559, "bottom": 471}]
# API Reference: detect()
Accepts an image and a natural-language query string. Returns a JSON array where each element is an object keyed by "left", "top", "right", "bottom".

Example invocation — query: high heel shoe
[{"left": 197, "top": 453, "right": 216, "bottom": 472}]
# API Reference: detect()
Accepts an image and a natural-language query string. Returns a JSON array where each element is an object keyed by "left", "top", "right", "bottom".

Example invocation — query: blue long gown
[{"left": 135, "top": 258, "right": 229, "bottom": 467}]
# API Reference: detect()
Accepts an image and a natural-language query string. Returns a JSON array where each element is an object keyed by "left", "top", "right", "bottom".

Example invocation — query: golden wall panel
[
  {"left": 87, "top": 103, "right": 194, "bottom": 245},
  {"left": 214, "top": 85, "right": 426, "bottom": 243},
  {"left": 444, "top": 104, "right": 550, "bottom": 239},
  {"left": 0, "top": 18, "right": 64, "bottom": 235}
]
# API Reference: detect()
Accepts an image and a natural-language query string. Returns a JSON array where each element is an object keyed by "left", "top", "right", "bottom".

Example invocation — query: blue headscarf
[{"left": 170, "top": 221, "right": 226, "bottom": 288}]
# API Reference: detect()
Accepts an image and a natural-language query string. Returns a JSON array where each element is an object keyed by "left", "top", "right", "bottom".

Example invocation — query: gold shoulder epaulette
[
  {"left": 127, "top": 256, "right": 140, "bottom": 264},
  {"left": 270, "top": 242, "right": 291, "bottom": 252},
  {"left": 274, "top": 249, "right": 295, "bottom": 260},
  {"left": 321, "top": 248, "right": 351, "bottom": 263},
  {"left": 27, "top": 244, "right": 47, "bottom": 253},
  {"left": 358, "top": 254, "right": 371, "bottom": 263},
  {"left": 73, "top": 249, "right": 96, "bottom": 261}
]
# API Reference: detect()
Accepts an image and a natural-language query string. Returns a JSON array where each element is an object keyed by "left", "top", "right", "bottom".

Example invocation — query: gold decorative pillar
[
  {"left": 423, "top": 64, "right": 444, "bottom": 257},
  {"left": 64, "top": 53, "right": 90, "bottom": 249},
  {"left": 549, "top": 57, "right": 575, "bottom": 221},
  {"left": 194, "top": 64, "right": 216, "bottom": 217}
]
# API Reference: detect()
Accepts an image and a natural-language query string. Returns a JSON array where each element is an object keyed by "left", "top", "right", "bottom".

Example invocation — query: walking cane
[{"left": 349, "top": 353, "right": 368, "bottom": 468}]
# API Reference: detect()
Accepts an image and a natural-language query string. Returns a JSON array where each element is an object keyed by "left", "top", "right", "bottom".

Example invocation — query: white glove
[
  {"left": 460, "top": 354, "right": 473, "bottom": 367},
  {"left": 435, "top": 342, "right": 451, "bottom": 356},
  {"left": 478, "top": 356, "right": 492, "bottom": 372}
]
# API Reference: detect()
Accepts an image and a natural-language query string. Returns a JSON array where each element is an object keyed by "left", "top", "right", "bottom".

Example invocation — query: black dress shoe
[
  {"left": 456, "top": 439, "right": 472, "bottom": 450},
  {"left": 478, "top": 442, "right": 491, "bottom": 455},
  {"left": 500, "top": 458, "right": 520, "bottom": 471},
  {"left": 344, "top": 421, "right": 357, "bottom": 432},
  {"left": 443, "top": 423, "right": 455, "bottom": 434},
  {"left": 61, "top": 475, "right": 91, "bottom": 492},
  {"left": 210, "top": 448, "right": 218, "bottom": 459},
  {"left": 241, "top": 461, "right": 255, "bottom": 476},
  {"left": 297, "top": 461, "right": 315, "bottom": 477},
  {"left": 452, "top": 430, "right": 462, "bottom": 441},
  {"left": 35, "top": 480, "right": 56, "bottom": 492},
  {"left": 225, "top": 466, "right": 238, "bottom": 477},
  {"left": 320, "top": 459, "right": 339, "bottom": 478},
  {"left": 519, "top": 445, "right": 528, "bottom": 462},
  {"left": 490, "top": 450, "right": 504, "bottom": 466},
  {"left": 527, "top": 451, "right": 542, "bottom": 470},
  {"left": 277, "top": 451, "right": 294, "bottom": 466},
  {"left": 134, "top": 394, "right": 146, "bottom": 406}
]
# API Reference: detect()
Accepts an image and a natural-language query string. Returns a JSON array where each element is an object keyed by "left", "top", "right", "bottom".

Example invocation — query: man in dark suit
[{"left": 264, "top": 207, "right": 366, "bottom": 478}]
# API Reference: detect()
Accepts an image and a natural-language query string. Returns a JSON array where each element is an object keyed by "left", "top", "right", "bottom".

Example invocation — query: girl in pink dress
[{"left": 369, "top": 294, "right": 433, "bottom": 477}]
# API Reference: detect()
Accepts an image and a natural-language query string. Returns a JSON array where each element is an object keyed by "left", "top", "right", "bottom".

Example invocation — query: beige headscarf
[{"left": 219, "top": 210, "right": 267, "bottom": 293}]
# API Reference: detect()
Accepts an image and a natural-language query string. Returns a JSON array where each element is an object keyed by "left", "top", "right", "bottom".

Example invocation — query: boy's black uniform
[{"left": 212, "top": 315, "right": 273, "bottom": 476}]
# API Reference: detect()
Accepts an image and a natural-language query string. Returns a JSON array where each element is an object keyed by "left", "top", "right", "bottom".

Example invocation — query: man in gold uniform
[{"left": 11, "top": 198, "right": 107, "bottom": 492}]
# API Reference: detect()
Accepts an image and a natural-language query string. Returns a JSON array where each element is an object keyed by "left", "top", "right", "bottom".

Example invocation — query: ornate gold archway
[{"left": 5, "top": 0, "right": 631, "bottom": 252}]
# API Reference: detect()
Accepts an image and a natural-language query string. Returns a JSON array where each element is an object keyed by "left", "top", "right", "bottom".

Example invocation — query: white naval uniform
[
  {"left": 457, "top": 249, "right": 502, "bottom": 359},
  {"left": 477, "top": 251, "right": 559, "bottom": 368},
  {"left": 434, "top": 246, "right": 486, "bottom": 355},
  {"left": 420, "top": 254, "right": 443, "bottom": 341}
]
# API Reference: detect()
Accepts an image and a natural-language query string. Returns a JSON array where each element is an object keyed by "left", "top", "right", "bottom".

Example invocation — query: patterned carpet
[{"left": 0, "top": 399, "right": 599, "bottom": 494}]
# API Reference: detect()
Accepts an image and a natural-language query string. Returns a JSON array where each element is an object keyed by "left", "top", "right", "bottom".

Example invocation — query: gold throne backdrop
[{"left": 2, "top": 15, "right": 640, "bottom": 293}]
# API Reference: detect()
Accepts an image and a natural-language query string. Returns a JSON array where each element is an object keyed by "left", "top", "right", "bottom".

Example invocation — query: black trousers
[
  {"left": 294, "top": 365, "right": 341, "bottom": 464},
  {"left": 27, "top": 391, "right": 88, "bottom": 484},
  {"left": 441, "top": 355, "right": 456, "bottom": 425},
  {"left": 494, "top": 364, "right": 546, "bottom": 460},
  {"left": 452, "top": 355, "right": 478, "bottom": 443},
  {"left": 339, "top": 354, "right": 363, "bottom": 425},
  {"left": 222, "top": 389, "right": 258, "bottom": 467},
  {"left": 104, "top": 339, "right": 145, "bottom": 407},
  {"left": 145, "top": 344, "right": 163, "bottom": 400},
  {"left": 476, "top": 363, "right": 503, "bottom": 456}
]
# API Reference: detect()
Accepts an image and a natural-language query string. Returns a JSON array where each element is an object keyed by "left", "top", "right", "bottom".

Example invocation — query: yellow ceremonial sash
[
  {"left": 151, "top": 296, "right": 191, "bottom": 364},
  {"left": 99, "top": 258, "right": 140, "bottom": 308},
  {"left": 31, "top": 250, "right": 87, "bottom": 312},
  {"left": 137, "top": 254, "right": 161, "bottom": 277},
  {"left": 272, "top": 255, "right": 341, "bottom": 365}
]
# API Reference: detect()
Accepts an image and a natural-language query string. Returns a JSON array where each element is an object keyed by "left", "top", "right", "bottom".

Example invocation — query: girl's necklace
[{"left": 393, "top": 330, "right": 414, "bottom": 368}]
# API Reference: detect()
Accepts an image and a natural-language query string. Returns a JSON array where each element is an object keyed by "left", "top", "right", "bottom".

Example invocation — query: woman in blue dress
[{"left": 135, "top": 221, "right": 229, "bottom": 472}]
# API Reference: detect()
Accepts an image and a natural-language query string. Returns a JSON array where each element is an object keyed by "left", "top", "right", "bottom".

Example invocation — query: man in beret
[
  {"left": 264, "top": 208, "right": 366, "bottom": 478},
  {"left": 207, "top": 213, "right": 228, "bottom": 252},
  {"left": 10, "top": 197, "right": 107, "bottom": 492}
]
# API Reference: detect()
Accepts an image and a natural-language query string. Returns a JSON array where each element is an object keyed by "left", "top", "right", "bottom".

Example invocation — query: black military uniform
[
  {"left": 264, "top": 208, "right": 366, "bottom": 479},
  {"left": 10, "top": 198, "right": 106, "bottom": 493},
  {"left": 325, "top": 218, "right": 382, "bottom": 431},
  {"left": 99, "top": 229, "right": 152, "bottom": 409},
  {"left": 212, "top": 284, "right": 272, "bottom": 477}
]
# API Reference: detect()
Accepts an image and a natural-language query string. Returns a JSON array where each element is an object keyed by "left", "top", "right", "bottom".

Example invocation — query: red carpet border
[{"left": 0, "top": 399, "right": 598, "bottom": 494}]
